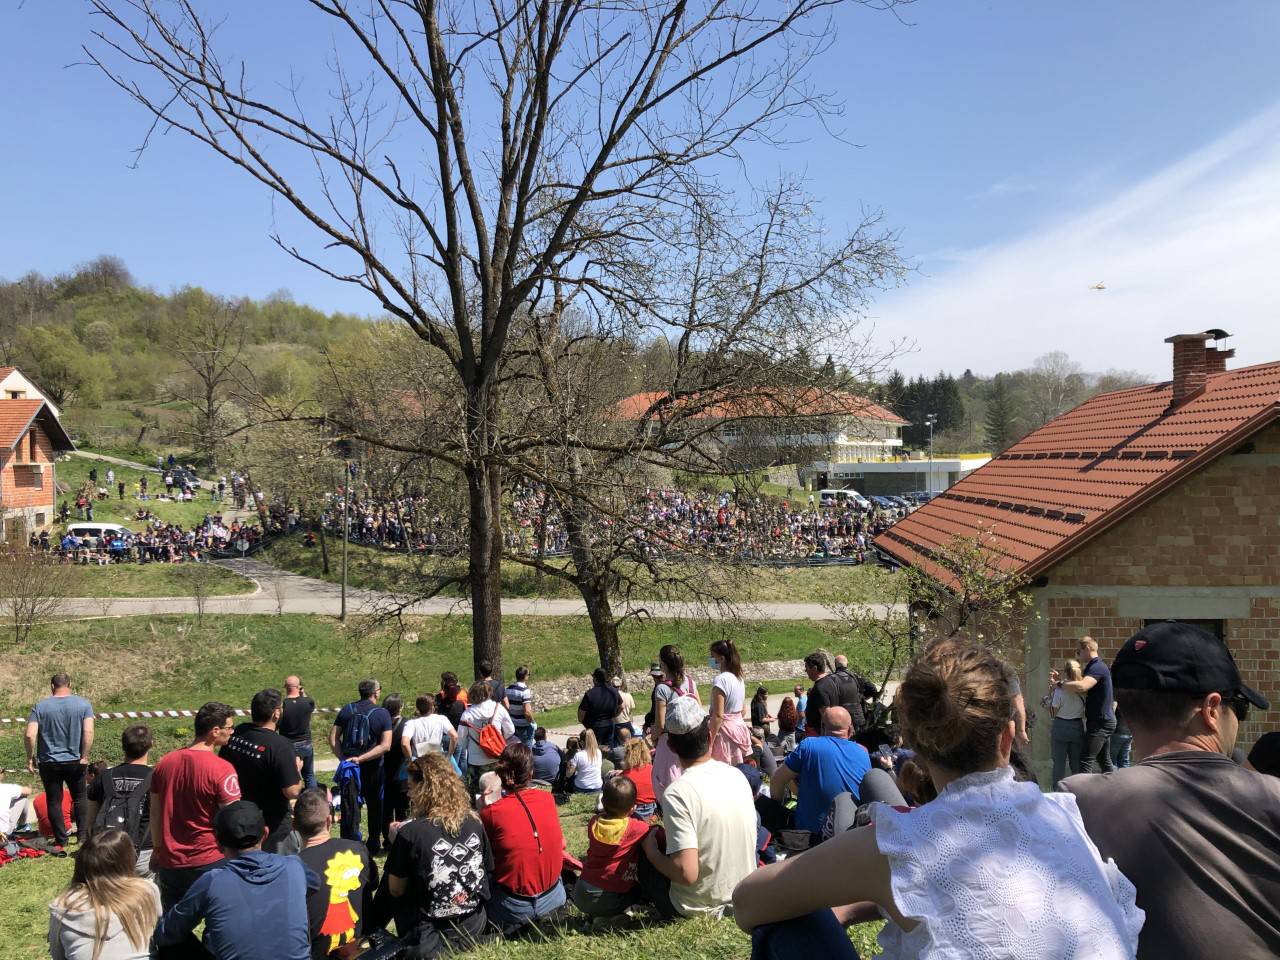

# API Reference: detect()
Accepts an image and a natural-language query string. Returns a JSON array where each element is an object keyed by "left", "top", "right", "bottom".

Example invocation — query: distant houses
[{"left": 0, "top": 367, "right": 75, "bottom": 539}]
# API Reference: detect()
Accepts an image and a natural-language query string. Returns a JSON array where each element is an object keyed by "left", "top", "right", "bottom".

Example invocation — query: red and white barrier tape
[{"left": 0, "top": 705, "right": 345, "bottom": 725}]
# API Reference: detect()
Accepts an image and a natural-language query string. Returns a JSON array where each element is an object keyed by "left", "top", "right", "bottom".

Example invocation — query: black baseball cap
[
  {"left": 1111, "top": 621, "right": 1269, "bottom": 709},
  {"left": 214, "top": 801, "right": 266, "bottom": 850}
]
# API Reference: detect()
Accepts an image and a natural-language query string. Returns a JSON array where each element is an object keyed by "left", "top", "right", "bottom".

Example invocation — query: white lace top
[{"left": 873, "top": 767, "right": 1144, "bottom": 959}]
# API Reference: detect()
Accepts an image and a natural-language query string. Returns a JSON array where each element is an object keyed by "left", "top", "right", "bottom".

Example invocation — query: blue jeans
[
  {"left": 293, "top": 741, "right": 316, "bottom": 790},
  {"left": 514, "top": 724, "right": 535, "bottom": 747},
  {"left": 1110, "top": 734, "right": 1133, "bottom": 769},
  {"left": 752, "top": 910, "right": 861, "bottom": 960},
  {"left": 486, "top": 879, "right": 566, "bottom": 932},
  {"left": 1050, "top": 716, "right": 1085, "bottom": 785}
]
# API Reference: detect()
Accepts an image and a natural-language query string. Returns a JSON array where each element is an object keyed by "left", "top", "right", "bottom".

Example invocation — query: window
[
  {"left": 7, "top": 390, "right": 22, "bottom": 399},
  {"left": 28, "top": 429, "right": 37, "bottom": 462},
  {"left": 1143, "top": 618, "right": 1224, "bottom": 641},
  {"left": 35, "top": 512, "right": 45, "bottom": 526}
]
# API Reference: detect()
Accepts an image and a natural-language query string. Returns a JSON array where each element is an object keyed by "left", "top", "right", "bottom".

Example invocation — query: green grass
[
  {"left": 54, "top": 454, "right": 230, "bottom": 531},
  {"left": 265, "top": 536, "right": 893, "bottom": 605},
  {"left": 63, "top": 562, "right": 254, "bottom": 597},
  {"left": 0, "top": 792, "right": 882, "bottom": 960},
  {"left": 0, "top": 613, "right": 863, "bottom": 771}
]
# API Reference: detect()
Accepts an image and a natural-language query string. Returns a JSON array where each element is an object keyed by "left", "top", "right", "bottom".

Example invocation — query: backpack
[
  {"left": 93, "top": 767, "right": 152, "bottom": 851},
  {"left": 466, "top": 704, "right": 507, "bottom": 760},
  {"left": 341, "top": 702, "right": 374, "bottom": 756}
]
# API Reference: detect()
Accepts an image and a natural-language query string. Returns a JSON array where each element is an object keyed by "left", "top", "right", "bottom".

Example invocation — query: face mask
[{"left": 709, "top": 657, "right": 720, "bottom": 670}]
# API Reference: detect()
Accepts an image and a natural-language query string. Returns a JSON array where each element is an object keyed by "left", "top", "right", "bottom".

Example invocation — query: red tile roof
[
  {"left": 874, "top": 360, "right": 1280, "bottom": 587},
  {"left": 0, "top": 399, "right": 74, "bottom": 451},
  {"left": 616, "top": 389, "right": 908, "bottom": 425},
  {"left": 0, "top": 367, "right": 15, "bottom": 380}
]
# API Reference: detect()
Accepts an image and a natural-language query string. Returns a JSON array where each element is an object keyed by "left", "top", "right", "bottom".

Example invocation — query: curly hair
[
  {"left": 621, "top": 736, "right": 651, "bottom": 771},
  {"left": 406, "top": 754, "right": 475, "bottom": 835}
]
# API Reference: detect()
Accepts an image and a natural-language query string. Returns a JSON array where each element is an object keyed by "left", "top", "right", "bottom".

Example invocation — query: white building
[
  {"left": 805, "top": 454, "right": 991, "bottom": 496},
  {"left": 0, "top": 367, "right": 61, "bottom": 418}
]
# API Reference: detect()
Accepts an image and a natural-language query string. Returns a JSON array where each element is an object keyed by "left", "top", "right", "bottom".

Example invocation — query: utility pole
[
  {"left": 340, "top": 460, "right": 349, "bottom": 622},
  {"left": 925, "top": 413, "right": 937, "bottom": 494}
]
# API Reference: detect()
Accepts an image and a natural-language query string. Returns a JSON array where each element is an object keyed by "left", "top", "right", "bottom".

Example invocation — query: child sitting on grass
[{"left": 571, "top": 777, "right": 652, "bottom": 928}]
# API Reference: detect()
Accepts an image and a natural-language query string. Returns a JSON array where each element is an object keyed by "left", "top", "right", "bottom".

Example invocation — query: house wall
[
  {"left": 1024, "top": 422, "right": 1280, "bottom": 777},
  {"left": 0, "top": 422, "right": 58, "bottom": 535},
  {"left": 0, "top": 371, "right": 59, "bottom": 416}
]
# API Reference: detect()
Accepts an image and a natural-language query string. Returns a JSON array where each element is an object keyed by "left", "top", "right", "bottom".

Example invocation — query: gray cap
[{"left": 666, "top": 697, "right": 706, "bottom": 736}]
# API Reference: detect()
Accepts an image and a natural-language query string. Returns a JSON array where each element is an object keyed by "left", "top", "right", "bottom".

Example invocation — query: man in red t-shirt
[{"left": 150, "top": 701, "right": 241, "bottom": 909}]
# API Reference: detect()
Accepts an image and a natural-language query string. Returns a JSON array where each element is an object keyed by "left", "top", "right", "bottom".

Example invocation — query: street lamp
[{"left": 925, "top": 414, "right": 937, "bottom": 495}]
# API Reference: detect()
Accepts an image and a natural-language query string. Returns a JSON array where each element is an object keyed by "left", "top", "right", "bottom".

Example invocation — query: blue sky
[{"left": 2, "top": 2, "right": 1279, "bottom": 376}]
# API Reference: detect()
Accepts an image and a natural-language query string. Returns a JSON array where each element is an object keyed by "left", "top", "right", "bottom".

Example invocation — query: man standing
[
  {"left": 639, "top": 698, "right": 756, "bottom": 919},
  {"left": 506, "top": 666, "right": 536, "bottom": 746},
  {"left": 1058, "top": 636, "right": 1115, "bottom": 772},
  {"left": 802, "top": 652, "right": 842, "bottom": 737},
  {"left": 831, "top": 655, "right": 879, "bottom": 733},
  {"left": 24, "top": 673, "right": 94, "bottom": 850},
  {"left": 150, "top": 702, "right": 242, "bottom": 909},
  {"left": 86, "top": 724, "right": 155, "bottom": 875},
  {"left": 222, "top": 689, "right": 303, "bottom": 853},
  {"left": 578, "top": 669, "right": 622, "bottom": 748},
  {"left": 295, "top": 789, "right": 377, "bottom": 960},
  {"left": 1062, "top": 621, "right": 1280, "bottom": 959},
  {"left": 280, "top": 676, "right": 317, "bottom": 790},
  {"left": 329, "top": 678, "right": 393, "bottom": 854},
  {"left": 154, "top": 800, "right": 315, "bottom": 960},
  {"left": 761, "top": 707, "right": 871, "bottom": 841}
]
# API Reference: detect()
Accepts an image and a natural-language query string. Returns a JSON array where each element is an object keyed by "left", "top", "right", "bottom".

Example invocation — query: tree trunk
[
  {"left": 562, "top": 495, "right": 623, "bottom": 677},
  {"left": 317, "top": 515, "right": 330, "bottom": 575},
  {"left": 465, "top": 385, "right": 504, "bottom": 683}
]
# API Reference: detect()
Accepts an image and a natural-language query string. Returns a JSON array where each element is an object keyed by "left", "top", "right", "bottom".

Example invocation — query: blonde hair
[
  {"left": 1079, "top": 636, "right": 1099, "bottom": 655},
  {"left": 406, "top": 754, "right": 475, "bottom": 835},
  {"left": 1061, "top": 658, "right": 1084, "bottom": 682},
  {"left": 54, "top": 830, "right": 158, "bottom": 960},
  {"left": 622, "top": 737, "right": 651, "bottom": 771},
  {"left": 580, "top": 728, "right": 601, "bottom": 764}
]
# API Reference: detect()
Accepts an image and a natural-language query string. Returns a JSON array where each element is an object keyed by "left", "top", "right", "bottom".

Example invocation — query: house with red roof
[
  {"left": 875, "top": 330, "right": 1278, "bottom": 773},
  {"left": 0, "top": 366, "right": 61, "bottom": 417},
  {"left": 0, "top": 398, "right": 74, "bottom": 539}
]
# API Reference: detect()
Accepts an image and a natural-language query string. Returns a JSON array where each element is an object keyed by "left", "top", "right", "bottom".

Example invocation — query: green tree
[
  {"left": 13, "top": 327, "right": 103, "bottom": 407},
  {"left": 984, "top": 374, "right": 1017, "bottom": 451}
]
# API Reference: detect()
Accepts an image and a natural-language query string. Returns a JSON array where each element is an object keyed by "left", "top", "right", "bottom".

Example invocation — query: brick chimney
[{"left": 1164, "top": 330, "right": 1231, "bottom": 409}]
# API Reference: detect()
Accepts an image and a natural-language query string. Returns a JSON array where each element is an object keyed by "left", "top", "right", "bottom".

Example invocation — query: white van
[
  {"left": 64, "top": 523, "right": 133, "bottom": 544},
  {"left": 817, "top": 488, "right": 871, "bottom": 509}
]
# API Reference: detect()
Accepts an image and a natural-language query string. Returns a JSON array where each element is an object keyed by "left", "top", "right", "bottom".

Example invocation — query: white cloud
[
  {"left": 968, "top": 176, "right": 1037, "bottom": 201},
  {"left": 871, "top": 102, "right": 1280, "bottom": 377}
]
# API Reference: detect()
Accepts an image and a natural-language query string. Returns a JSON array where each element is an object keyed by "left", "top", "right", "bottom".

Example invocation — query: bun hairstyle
[
  {"left": 897, "top": 641, "right": 1014, "bottom": 773},
  {"left": 710, "top": 639, "right": 742, "bottom": 678}
]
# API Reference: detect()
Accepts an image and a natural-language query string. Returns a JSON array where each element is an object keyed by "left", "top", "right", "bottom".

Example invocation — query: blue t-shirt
[
  {"left": 1083, "top": 657, "right": 1115, "bottom": 725},
  {"left": 784, "top": 735, "right": 871, "bottom": 835},
  {"left": 28, "top": 695, "right": 94, "bottom": 764},
  {"left": 334, "top": 700, "right": 393, "bottom": 763}
]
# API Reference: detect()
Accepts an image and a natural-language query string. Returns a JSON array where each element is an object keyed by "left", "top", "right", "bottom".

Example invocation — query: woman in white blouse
[
  {"left": 733, "top": 640, "right": 1144, "bottom": 960},
  {"left": 1047, "top": 659, "right": 1087, "bottom": 784}
]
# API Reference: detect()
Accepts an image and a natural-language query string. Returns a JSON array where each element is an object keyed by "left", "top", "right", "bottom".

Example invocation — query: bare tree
[
  {"left": 0, "top": 543, "right": 78, "bottom": 645},
  {"left": 166, "top": 290, "right": 248, "bottom": 470},
  {"left": 185, "top": 560, "right": 215, "bottom": 628},
  {"left": 87, "top": 0, "right": 908, "bottom": 679},
  {"left": 1025, "top": 351, "right": 1085, "bottom": 428}
]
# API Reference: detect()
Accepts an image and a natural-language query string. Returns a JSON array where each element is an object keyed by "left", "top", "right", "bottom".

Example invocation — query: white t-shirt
[
  {"left": 712, "top": 672, "right": 745, "bottom": 714},
  {"left": 402, "top": 715, "right": 456, "bottom": 758},
  {"left": 459, "top": 701, "right": 515, "bottom": 767},
  {"left": 662, "top": 759, "right": 758, "bottom": 917},
  {"left": 0, "top": 782, "right": 26, "bottom": 836},
  {"left": 1050, "top": 686, "right": 1086, "bottom": 721},
  {"left": 571, "top": 751, "right": 604, "bottom": 791},
  {"left": 614, "top": 690, "right": 635, "bottom": 724}
]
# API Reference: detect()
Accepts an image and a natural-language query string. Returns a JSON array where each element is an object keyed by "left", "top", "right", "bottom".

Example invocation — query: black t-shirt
[
  {"left": 280, "top": 696, "right": 316, "bottom": 743},
  {"left": 334, "top": 700, "right": 393, "bottom": 765},
  {"left": 386, "top": 816, "right": 491, "bottom": 927},
  {"left": 384, "top": 718, "right": 407, "bottom": 783},
  {"left": 299, "top": 838, "right": 378, "bottom": 960},
  {"left": 87, "top": 762, "right": 152, "bottom": 850},
  {"left": 220, "top": 723, "right": 301, "bottom": 841},
  {"left": 806, "top": 674, "right": 841, "bottom": 732},
  {"left": 579, "top": 685, "right": 621, "bottom": 730}
]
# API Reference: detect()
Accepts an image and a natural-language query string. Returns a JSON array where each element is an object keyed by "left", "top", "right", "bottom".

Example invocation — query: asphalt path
[{"left": 54, "top": 556, "right": 904, "bottom": 621}]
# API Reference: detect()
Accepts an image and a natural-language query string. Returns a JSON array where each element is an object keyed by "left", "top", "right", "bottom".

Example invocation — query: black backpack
[{"left": 93, "top": 767, "right": 152, "bottom": 851}]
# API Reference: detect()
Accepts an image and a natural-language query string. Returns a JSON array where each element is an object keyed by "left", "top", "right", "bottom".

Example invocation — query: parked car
[{"left": 64, "top": 523, "right": 134, "bottom": 545}]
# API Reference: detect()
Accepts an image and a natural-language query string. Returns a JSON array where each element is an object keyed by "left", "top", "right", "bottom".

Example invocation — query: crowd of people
[
  {"left": 6, "top": 619, "right": 1279, "bottom": 959},
  {"left": 31, "top": 514, "right": 269, "bottom": 565},
  {"left": 314, "top": 483, "right": 906, "bottom": 566}
]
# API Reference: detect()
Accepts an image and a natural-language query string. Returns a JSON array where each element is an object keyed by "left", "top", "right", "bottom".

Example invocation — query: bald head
[
  {"left": 821, "top": 706, "right": 852, "bottom": 739},
  {"left": 834, "top": 655, "right": 848, "bottom": 670},
  {"left": 284, "top": 676, "right": 301, "bottom": 694}
]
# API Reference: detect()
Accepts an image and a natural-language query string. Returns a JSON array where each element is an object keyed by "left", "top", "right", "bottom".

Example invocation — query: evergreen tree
[
  {"left": 880, "top": 370, "right": 907, "bottom": 414},
  {"left": 984, "top": 374, "right": 1017, "bottom": 451},
  {"left": 932, "top": 373, "right": 965, "bottom": 433}
]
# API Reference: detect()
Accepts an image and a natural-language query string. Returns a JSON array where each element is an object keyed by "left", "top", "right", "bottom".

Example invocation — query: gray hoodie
[{"left": 48, "top": 885, "right": 161, "bottom": 960}]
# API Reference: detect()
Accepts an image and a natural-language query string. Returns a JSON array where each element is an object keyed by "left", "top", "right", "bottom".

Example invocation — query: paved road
[
  {"left": 55, "top": 556, "right": 903, "bottom": 621},
  {"left": 71, "top": 450, "right": 161, "bottom": 472}
]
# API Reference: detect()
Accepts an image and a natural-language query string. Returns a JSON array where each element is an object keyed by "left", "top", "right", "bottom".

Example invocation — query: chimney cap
[{"left": 1165, "top": 329, "right": 1232, "bottom": 344}]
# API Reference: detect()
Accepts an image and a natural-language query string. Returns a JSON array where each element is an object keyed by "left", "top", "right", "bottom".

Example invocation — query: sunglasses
[{"left": 1225, "top": 694, "right": 1250, "bottom": 723}]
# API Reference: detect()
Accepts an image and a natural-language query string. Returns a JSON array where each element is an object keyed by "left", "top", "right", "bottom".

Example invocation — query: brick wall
[
  {"left": 1038, "top": 422, "right": 1280, "bottom": 747},
  {"left": 0, "top": 422, "right": 57, "bottom": 514}
]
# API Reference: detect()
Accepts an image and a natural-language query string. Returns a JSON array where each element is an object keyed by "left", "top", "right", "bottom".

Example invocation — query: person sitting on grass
[
  {"left": 572, "top": 777, "right": 652, "bottom": 929},
  {"left": 732, "top": 640, "right": 1144, "bottom": 960},
  {"left": 48, "top": 828, "right": 161, "bottom": 960},
  {"left": 618, "top": 737, "right": 657, "bottom": 820},
  {"left": 479, "top": 743, "right": 568, "bottom": 933},
  {"left": 385, "top": 755, "right": 493, "bottom": 958},
  {"left": 295, "top": 789, "right": 378, "bottom": 960},
  {"left": 567, "top": 730, "right": 605, "bottom": 794},
  {"left": 153, "top": 800, "right": 317, "bottom": 960},
  {"left": 530, "top": 728, "right": 562, "bottom": 784}
]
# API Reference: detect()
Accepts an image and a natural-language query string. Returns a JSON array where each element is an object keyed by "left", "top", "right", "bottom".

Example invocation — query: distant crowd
[{"left": 5, "top": 620, "right": 1279, "bottom": 959}]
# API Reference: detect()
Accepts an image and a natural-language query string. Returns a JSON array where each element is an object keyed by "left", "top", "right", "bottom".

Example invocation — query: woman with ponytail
[
  {"left": 650, "top": 644, "right": 701, "bottom": 806},
  {"left": 708, "top": 639, "right": 752, "bottom": 765},
  {"left": 49, "top": 828, "right": 161, "bottom": 960},
  {"left": 733, "top": 640, "right": 1144, "bottom": 960}
]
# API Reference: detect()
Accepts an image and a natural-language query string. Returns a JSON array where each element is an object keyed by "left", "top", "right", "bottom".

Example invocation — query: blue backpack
[{"left": 340, "top": 702, "right": 374, "bottom": 756}]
